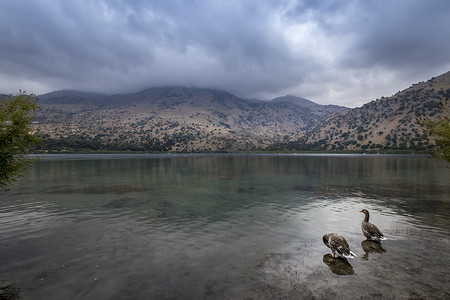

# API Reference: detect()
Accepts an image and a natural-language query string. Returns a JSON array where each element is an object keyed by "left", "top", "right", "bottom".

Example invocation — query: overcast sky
[{"left": 1, "top": 0, "right": 449, "bottom": 107}]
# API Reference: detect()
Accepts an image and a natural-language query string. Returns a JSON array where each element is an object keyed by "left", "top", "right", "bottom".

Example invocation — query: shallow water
[{"left": 0, "top": 154, "right": 449, "bottom": 299}]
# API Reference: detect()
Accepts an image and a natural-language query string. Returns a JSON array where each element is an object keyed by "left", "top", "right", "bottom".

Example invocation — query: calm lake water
[{"left": 0, "top": 154, "right": 449, "bottom": 299}]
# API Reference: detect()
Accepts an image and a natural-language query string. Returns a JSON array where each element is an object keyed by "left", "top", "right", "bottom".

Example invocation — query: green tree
[
  {"left": 417, "top": 100, "right": 450, "bottom": 165},
  {"left": 0, "top": 91, "right": 41, "bottom": 189}
]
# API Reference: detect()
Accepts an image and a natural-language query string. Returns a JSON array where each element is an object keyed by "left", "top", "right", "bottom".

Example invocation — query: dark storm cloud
[
  {"left": 345, "top": 1, "right": 450, "bottom": 70},
  {"left": 0, "top": 0, "right": 449, "bottom": 107}
]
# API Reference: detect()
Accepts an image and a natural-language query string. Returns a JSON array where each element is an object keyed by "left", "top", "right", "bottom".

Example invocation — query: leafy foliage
[
  {"left": 0, "top": 91, "right": 41, "bottom": 189},
  {"left": 417, "top": 100, "right": 450, "bottom": 164}
]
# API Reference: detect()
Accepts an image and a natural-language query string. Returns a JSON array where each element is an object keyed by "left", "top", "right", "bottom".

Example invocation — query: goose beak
[{"left": 359, "top": 210, "right": 363, "bottom": 212}]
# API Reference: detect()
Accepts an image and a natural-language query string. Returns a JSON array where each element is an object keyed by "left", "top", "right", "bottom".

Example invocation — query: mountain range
[{"left": 31, "top": 71, "right": 450, "bottom": 152}]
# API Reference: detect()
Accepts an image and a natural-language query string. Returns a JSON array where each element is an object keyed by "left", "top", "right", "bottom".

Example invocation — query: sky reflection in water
[{"left": 0, "top": 154, "right": 449, "bottom": 299}]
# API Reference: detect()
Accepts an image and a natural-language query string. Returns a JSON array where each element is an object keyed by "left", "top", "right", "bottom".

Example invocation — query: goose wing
[
  {"left": 329, "top": 234, "right": 351, "bottom": 256},
  {"left": 362, "top": 222, "right": 385, "bottom": 239}
]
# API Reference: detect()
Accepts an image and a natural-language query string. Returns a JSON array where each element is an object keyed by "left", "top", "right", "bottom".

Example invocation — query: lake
[{"left": 0, "top": 154, "right": 449, "bottom": 299}]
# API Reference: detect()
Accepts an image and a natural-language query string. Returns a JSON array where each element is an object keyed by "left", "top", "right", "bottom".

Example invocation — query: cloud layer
[{"left": 1, "top": 0, "right": 449, "bottom": 107}]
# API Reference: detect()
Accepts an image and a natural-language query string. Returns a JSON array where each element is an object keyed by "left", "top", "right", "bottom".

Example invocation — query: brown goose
[
  {"left": 322, "top": 233, "right": 358, "bottom": 259},
  {"left": 360, "top": 209, "right": 387, "bottom": 241}
]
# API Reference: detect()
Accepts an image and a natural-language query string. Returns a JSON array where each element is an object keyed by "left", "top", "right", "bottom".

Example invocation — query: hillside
[
  {"left": 32, "top": 88, "right": 348, "bottom": 152},
  {"left": 300, "top": 71, "right": 450, "bottom": 151},
  {"left": 31, "top": 72, "right": 449, "bottom": 152}
]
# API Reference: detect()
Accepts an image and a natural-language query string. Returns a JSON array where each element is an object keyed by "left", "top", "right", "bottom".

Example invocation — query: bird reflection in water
[
  {"left": 322, "top": 254, "right": 355, "bottom": 275},
  {"left": 361, "top": 240, "right": 387, "bottom": 260}
]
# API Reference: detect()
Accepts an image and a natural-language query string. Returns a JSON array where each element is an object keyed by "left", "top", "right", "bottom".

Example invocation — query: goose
[
  {"left": 360, "top": 209, "right": 387, "bottom": 241},
  {"left": 322, "top": 233, "right": 358, "bottom": 259}
]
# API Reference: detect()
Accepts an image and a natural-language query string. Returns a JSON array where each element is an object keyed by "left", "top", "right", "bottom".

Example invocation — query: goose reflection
[
  {"left": 361, "top": 240, "right": 387, "bottom": 260},
  {"left": 322, "top": 254, "right": 355, "bottom": 275}
]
